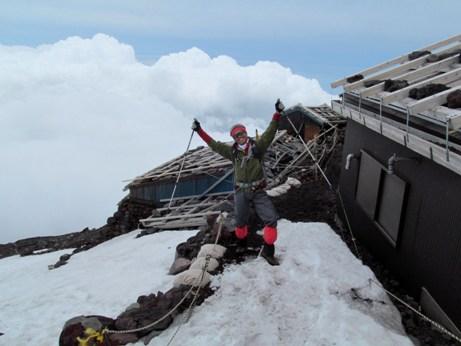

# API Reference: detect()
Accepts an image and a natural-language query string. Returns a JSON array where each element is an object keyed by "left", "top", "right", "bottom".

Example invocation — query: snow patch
[
  {"left": 0, "top": 221, "right": 414, "bottom": 345},
  {"left": 266, "top": 177, "right": 302, "bottom": 197}
]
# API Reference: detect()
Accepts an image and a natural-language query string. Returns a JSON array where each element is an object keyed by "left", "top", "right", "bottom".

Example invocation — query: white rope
[
  {"left": 337, "top": 190, "right": 360, "bottom": 258},
  {"left": 369, "top": 279, "right": 461, "bottom": 344},
  {"left": 105, "top": 285, "right": 195, "bottom": 335},
  {"left": 106, "top": 212, "right": 225, "bottom": 341},
  {"left": 284, "top": 116, "right": 361, "bottom": 258},
  {"left": 166, "top": 212, "right": 226, "bottom": 346}
]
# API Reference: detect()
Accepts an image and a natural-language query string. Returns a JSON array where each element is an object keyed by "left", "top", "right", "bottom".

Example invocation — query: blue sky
[{"left": 1, "top": 1, "right": 460, "bottom": 93}]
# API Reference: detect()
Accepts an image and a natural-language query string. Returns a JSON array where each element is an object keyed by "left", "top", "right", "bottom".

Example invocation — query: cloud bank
[{"left": 0, "top": 34, "right": 333, "bottom": 243}]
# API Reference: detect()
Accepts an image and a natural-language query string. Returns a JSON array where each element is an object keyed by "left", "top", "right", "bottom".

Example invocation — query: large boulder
[{"left": 59, "top": 315, "right": 115, "bottom": 346}]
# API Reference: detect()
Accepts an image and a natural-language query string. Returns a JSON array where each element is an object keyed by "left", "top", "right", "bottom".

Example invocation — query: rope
[
  {"left": 337, "top": 191, "right": 360, "bottom": 258},
  {"left": 285, "top": 116, "right": 361, "bottom": 258},
  {"left": 104, "top": 285, "right": 194, "bottom": 335},
  {"left": 104, "top": 212, "right": 225, "bottom": 342},
  {"left": 165, "top": 212, "right": 226, "bottom": 346},
  {"left": 368, "top": 279, "right": 461, "bottom": 344}
]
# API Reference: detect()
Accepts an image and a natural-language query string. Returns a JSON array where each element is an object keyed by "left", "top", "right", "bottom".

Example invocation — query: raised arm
[
  {"left": 192, "top": 119, "right": 233, "bottom": 160},
  {"left": 257, "top": 99, "right": 284, "bottom": 152}
]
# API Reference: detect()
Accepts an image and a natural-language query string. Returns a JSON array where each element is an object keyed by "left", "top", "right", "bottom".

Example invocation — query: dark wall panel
[
  {"left": 356, "top": 151, "right": 382, "bottom": 219},
  {"left": 339, "top": 119, "right": 461, "bottom": 327},
  {"left": 376, "top": 173, "right": 407, "bottom": 245}
]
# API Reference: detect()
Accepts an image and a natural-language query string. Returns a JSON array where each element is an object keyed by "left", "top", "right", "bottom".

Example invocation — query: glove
[
  {"left": 275, "top": 99, "right": 285, "bottom": 113},
  {"left": 191, "top": 119, "right": 201, "bottom": 132}
]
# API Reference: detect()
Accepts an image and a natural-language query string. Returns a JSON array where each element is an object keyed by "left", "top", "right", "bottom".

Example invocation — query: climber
[{"left": 192, "top": 99, "right": 284, "bottom": 265}]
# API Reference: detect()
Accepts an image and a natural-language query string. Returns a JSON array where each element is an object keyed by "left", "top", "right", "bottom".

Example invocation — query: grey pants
[{"left": 234, "top": 189, "right": 279, "bottom": 227}]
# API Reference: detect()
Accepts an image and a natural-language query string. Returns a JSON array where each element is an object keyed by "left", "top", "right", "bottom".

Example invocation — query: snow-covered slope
[{"left": 0, "top": 221, "right": 413, "bottom": 346}]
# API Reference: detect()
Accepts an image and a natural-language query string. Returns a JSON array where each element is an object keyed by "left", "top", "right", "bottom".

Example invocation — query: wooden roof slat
[
  {"left": 359, "top": 55, "right": 461, "bottom": 98},
  {"left": 449, "top": 113, "right": 461, "bottom": 131},
  {"left": 408, "top": 85, "right": 461, "bottom": 121},
  {"left": 345, "top": 44, "right": 461, "bottom": 92},
  {"left": 382, "top": 66, "right": 461, "bottom": 105},
  {"left": 331, "top": 34, "right": 461, "bottom": 88}
]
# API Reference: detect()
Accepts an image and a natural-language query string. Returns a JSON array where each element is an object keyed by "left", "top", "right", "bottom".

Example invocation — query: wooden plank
[
  {"left": 156, "top": 202, "right": 217, "bottom": 212},
  {"left": 359, "top": 55, "right": 460, "bottom": 98},
  {"left": 449, "top": 113, "right": 461, "bottom": 131},
  {"left": 140, "top": 210, "right": 222, "bottom": 224},
  {"left": 344, "top": 55, "right": 429, "bottom": 92},
  {"left": 331, "top": 34, "right": 461, "bottom": 88},
  {"left": 153, "top": 219, "right": 209, "bottom": 229},
  {"left": 408, "top": 85, "right": 461, "bottom": 115},
  {"left": 149, "top": 162, "right": 232, "bottom": 179},
  {"left": 382, "top": 66, "right": 461, "bottom": 105},
  {"left": 158, "top": 191, "right": 232, "bottom": 204},
  {"left": 345, "top": 44, "right": 461, "bottom": 92}
]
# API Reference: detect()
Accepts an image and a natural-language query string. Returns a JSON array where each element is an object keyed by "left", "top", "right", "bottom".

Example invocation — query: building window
[
  {"left": 355, "top": 150, "right": 407, "bottom": 246},
  {"left": 376, "top": 173, "right": 407, "bottom": 246},
  {"left": 356, "top": 151, "right": 382, "bottom": 219}
]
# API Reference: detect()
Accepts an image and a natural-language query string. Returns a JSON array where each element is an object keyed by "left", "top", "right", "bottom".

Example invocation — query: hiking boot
[
  {"left": 236, "top": 237, "right": 248, "bottom": 254},
  {"left": 261, "top": 244, "right": 280, "bottom": 266}
]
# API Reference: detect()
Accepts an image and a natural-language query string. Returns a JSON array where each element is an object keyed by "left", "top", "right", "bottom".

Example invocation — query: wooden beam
[
  {"left": 153, "top": 219, "right": 209, "bottom": 229},
  {"left": 449, "top": 113, "right": 461, "bottom": 131},
  {"left": 359, "top": 55, "right": 460, "bottom": 98},
  {"left": 159, "top": 191, "right": 232, "bottom": 203},
  {"left": 408, "top": 85, "right": 461, "bottom": 115},
  {"left": 140, "top": 210, "right": 221, "bottom": 225},
  {"left": 382, "top": 66, "right": 461, "bottom": 105},
  {"left": 331, "top": 33, "right": 461, "bottom": 88},
  {"left": 149, "top": 162, "right": 232, "bottom": 180},
  {"left": 345, "top": 44, "right": 461, "bottom": 92},
  {"left": 156, "top": 202, "right": 217, "bottom": 212}
]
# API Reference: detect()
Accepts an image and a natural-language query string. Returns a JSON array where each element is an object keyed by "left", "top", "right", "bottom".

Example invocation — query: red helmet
[{"left": 230, "top": 123, "right": 247, "bottom": 138}]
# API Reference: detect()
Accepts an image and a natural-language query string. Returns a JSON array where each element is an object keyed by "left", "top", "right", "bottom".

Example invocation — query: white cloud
[{"left": 0, "top": 34, "right": 333, "bottom": 243}]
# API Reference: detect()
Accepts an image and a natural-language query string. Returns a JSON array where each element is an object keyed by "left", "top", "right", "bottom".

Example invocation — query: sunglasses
[
  {"left": 233, "top": 132, "right": 247, "bottom": 139},
  {"left": 234, "top": 132, "right": 247, "bottom": 139}
]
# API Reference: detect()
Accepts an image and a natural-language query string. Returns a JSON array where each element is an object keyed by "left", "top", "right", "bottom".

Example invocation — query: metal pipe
[
  {"left": 387, "top": 153, "right": 420, "bottom": 175},
  {"left": 345, "top": 153, "right": 355, "bottom": 170},
  {"left": 387, "top": 153, "right": 397, "bottom": 175}
]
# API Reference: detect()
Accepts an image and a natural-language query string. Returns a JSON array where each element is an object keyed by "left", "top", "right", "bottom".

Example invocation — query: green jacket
[{"left": 207, "top": 120, "right": 279, "bottom": 184}]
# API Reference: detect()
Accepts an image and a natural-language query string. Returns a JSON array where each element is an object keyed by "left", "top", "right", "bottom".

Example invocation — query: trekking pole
[{"left": 168, "top": 127, "right": 195, "bottom": 209}]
